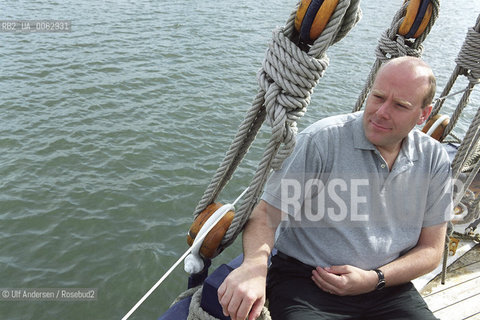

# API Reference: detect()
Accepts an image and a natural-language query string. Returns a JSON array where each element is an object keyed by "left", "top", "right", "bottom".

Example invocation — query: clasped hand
[
  {"left": 311, "top": 264, "right": 378, "bottom": 296},
  {"left": 218, "top": 262, "right": 377, "bottom": 320}
]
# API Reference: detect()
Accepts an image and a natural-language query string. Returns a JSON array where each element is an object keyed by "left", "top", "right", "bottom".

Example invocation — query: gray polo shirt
[{"left": 261, "top": 111, "right": 453, "bottom": 270}]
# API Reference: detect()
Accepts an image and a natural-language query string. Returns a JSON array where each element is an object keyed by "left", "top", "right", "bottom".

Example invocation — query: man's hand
[
  {"left": 217, "top": 260, "right": 267, "bottom": 320},
  {"left": 217, "top": 200, "right": 279, "bottom": 320},
  {"left": 311, "top": 264, "right": 378, "bottom": 296}
]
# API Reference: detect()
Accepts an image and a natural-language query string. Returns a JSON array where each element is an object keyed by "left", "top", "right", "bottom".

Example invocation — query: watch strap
[{"left": 373, "top": 269, "right": 386, "bottom": 290}]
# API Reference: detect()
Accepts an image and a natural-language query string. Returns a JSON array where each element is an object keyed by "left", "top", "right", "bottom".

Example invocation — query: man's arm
[
  {"left": 312, "top": 222, "right": 447, "bottom": 295},
  {"left": 217, "top": 200, "right": 282, "bottom": 320},
  {"left": 379, "top": 222, "right": 447, "bottom": 286}
]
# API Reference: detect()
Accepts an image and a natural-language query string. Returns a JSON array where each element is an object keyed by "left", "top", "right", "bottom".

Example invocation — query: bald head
[{"left": 376, "top": 57, "right": 436, "bottom": 109}]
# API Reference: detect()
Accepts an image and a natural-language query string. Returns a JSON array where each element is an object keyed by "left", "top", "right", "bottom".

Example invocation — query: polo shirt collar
[
  {"left": 352, "top": 112, "right": 376, "bottom": 151},
  {"left": 401, "top": 130, "right": 419, "bottom": 162}
]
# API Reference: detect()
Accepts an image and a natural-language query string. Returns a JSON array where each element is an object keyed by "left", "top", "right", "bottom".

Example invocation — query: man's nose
[{"left": 376, "top": 101, "right": 391, "bottom": 119}]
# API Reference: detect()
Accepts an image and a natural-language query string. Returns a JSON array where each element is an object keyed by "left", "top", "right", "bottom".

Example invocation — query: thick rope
[
  {"left": 191, "top": 0, "right": 362, "bottom": 253},
  {"left": 192, "top": 92, "right": 266, "bottom": 217},
  {"left": 187, "top": 287, "right": 271, "bottom": 320},
  {"left": 428, "top": 15, "right": 480, "bottom": 219},
  {"left": 451, "top": 110, "right": 480, "bottom": 180},
  {"left": 458, "top": 188, "right": 480, "bottom": 225},
  {"left": 433, "top": 13, "right": 480, "bottom": 281},
  {"left": 448, "top": 15, "right": 480, "bottom": 179},
  {"left": 353, "top": 0, "right": 440, "bottom": 112},
  {"left": 429, "top": 66, "right": 461, "bottom": 119},
  {"left": 220, "top": 0, "right": 362, "bottom": 250},
  {"left": 440, "top": 23, "right": 480, "bottom": 139},
  {"left": 170, "top": 286, "right": 201, "bottom": 308}
]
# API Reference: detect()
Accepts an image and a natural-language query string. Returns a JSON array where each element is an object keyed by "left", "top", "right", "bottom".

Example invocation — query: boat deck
[{"left": 421, "top": 244, "right": 480, "bottom": 320}]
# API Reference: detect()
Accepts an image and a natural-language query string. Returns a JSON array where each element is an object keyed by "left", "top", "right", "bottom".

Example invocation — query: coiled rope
[
  {"left": 352, "top": 0, "right": 440, "bottom": 112},
  {"left": 192, "top": 0, "right": 362, "bottom": 252},
  {"left": 186, "top": 287, "right": 272, "bottom": 320}
]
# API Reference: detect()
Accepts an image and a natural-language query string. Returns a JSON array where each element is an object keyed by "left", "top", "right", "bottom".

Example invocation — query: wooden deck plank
[
  {"left": 422, "top": 264, "right": 480, "bottom": 296},
  {"left": 463, "top": 311, "right": 480, "bottom": 319},
  {"left": 431, "top": 293, "right": 480, "bottom": 320},
  {"left": 420, "top": 244, "right": 480, "bottom": 320},
  {"left": 414, "top": 241, "right": 476, "bottom": 290},
  {"left": 423, "top": 271, "right": 480, "bottom": 311}
]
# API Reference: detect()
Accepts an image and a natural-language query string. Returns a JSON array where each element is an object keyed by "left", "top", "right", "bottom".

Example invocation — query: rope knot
[
  {"left": 376, "top": 28, "right": 424, "bottom": 61},
  {"left": 196, "top": 0, "right": 363, "bottom": 253},
  {"left": 456, "top": 27, "right": 480, "bottom": 82},
  {"left": 258, "top": 27, "right": 327, "bottom": 168}
]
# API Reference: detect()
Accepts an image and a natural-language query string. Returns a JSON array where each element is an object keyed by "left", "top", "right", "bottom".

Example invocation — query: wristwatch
[{"left": 373, "top": 269, "right": 386, "bottom": 291}]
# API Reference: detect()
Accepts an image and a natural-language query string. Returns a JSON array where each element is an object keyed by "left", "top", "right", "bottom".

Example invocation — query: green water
[{"left": 1, "top": 1, "right": 479, "bottom": 319}]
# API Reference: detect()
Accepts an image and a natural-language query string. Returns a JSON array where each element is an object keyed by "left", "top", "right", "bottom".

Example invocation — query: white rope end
[{"left": 184, "top": 253, "right": 204, "bottom": 274}]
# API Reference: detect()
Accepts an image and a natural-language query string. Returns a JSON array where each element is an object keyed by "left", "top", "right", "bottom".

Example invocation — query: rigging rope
[
  {"left": 430, "top": 19, "right": 480, "bottom": 140},
  {"left": 192, "top": 0, "right": 362, "bottom": 252},
  {"left": 430, "top": 13, "right": 480, "bottom": 220},
  {"left": 186, "top": 287, "right": 272, "bottom": 320},
  {"left": 161, "top": 4, "right": 480, "bottom": 320},
  {"left": 352, "top": 0, "right": 440, "bottom": 112},
  {"left": 422, "top": 12, "right": 480, "bottom": 287}
]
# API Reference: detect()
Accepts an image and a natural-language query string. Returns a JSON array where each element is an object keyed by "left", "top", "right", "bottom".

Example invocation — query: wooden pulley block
[
  {"left": 187, "top": 202, "right": 235, "bottom": 259},
  {"left": 294, "top": 0, "right": 340, "bottom": 43},
  {"left": 422, "top": 114, "right": 450, "bottom": 142},
  {"left": 398, "top": 0, "right": 433, "bottom": 39}
]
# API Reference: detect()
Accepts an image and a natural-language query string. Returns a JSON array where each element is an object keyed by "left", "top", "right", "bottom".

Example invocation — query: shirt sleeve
[
  {"left": 423, "top": 147, "right": 454, "bottom": 227},
  {"left": 261, "top": 131, "right": 324, "bottom": 218}
]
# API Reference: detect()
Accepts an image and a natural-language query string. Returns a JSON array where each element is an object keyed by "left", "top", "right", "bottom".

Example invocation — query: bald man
[{"left": 218, "top": 57, "right": 453, "bottom": 320}]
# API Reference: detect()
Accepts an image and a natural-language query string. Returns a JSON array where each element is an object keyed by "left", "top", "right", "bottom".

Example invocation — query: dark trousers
[{"left": 266, "top": 253, "right": 438, "bottom": 320}]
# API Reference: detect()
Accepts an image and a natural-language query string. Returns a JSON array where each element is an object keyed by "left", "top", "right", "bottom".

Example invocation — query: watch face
[{"left": 376, "top": 280, "right": 386, "bottom": 290}]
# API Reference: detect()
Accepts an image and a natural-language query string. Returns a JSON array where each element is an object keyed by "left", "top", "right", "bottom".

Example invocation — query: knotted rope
[
  {"left": 435, "top": 13, "right": 480, "bottom": 284},
  {"left": 185, "top": 287, "right": 272, "bottom": 320},
  {"left": 353, "top": 0, "right": 440, "bottom": 112},
  {"left": 192, "top": 0, "right": 362, "bottom": 252},
  {"left": 430, "top": 14, "right": 480, "bottom": 139},
  {"left": 428, "top": 14, "right": 480, "bottom": 217}
]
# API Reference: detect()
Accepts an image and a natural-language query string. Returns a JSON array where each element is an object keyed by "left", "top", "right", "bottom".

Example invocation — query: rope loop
[
  {"left": 193, "top": 0, "right": 362, "bottom": 256},
  {"left": 353, "top": 0, "right": 439, "bottom": 112},
  {"left": 375, "top": 0, "right": 430, "bottom": 61},
  {"left": 259, "top": 27, "right": 326, "bottom": 166},
  {"left": 259, "top": 0, "right": 361, "bottom": 164}
]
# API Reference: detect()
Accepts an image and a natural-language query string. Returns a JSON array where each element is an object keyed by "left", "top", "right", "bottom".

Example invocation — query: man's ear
[{"left": 417, "top": 105, "right": 433, "bottom": 125}]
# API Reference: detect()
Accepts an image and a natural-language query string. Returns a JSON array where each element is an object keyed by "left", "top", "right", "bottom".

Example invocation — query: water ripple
[{"left": 0, "top": 1, "right": 479, "bottom": 319}]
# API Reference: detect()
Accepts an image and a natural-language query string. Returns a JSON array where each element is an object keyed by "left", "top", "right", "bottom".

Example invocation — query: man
[{"left": 218, "top": 57, "right": 453, "bottom": 320}]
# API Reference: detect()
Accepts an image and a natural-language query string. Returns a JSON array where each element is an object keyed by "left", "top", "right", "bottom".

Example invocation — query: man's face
[{"left": 363, "top": 63, "right": 432, "bottom": 151}]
